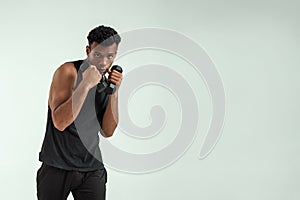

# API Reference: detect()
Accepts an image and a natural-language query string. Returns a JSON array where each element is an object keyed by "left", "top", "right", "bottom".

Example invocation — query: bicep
[{"left": 48, "top": 64, "right": 76, "bottom": 112}]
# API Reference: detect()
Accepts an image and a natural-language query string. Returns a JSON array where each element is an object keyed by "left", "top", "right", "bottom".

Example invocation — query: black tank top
[{"left": 38, "top": 60, "right": 108, "bottom": 171}]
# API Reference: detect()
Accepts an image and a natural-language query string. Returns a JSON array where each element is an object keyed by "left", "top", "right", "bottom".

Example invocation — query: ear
[
  {"left": 115, "top": 46, "right": 118, "bottom": 56},
  {"left": 86, "top": 45, "right": 90, "bottom": 56},
  {"left": 115, "top": 45, "right": 118, "bottom": 53}
]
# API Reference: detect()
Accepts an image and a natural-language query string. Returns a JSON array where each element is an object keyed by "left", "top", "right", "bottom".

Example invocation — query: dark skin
[{"left": 48, "top": 41, "right": 123, "bottom": 137}]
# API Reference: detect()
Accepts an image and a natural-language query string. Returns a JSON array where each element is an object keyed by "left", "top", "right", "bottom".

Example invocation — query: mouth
[{"left": 98, "top": 68, "right": 106, "bottom": 74}]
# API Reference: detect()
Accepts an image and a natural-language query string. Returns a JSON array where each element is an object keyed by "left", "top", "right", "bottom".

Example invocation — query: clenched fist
[
  {"left": 107, "top": 68, "right": 123, "bottom": 91},
  {"left": 82, "top": 65, "right": 102, "bottom": 90}
]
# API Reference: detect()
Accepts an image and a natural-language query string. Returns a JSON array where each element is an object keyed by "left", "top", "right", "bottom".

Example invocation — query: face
[{"left": 86, "top": 41, "right": 118, "bottom": 74}]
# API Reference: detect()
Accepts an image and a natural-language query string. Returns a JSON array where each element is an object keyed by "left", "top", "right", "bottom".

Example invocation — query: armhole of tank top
[{"left": 73, "top": 60, "right": 83, "bottom": 72}]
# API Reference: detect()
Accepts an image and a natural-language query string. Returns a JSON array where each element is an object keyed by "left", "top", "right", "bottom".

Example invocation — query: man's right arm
[{"left": 49, "top": 62, "right": 101, "bottom": 131}]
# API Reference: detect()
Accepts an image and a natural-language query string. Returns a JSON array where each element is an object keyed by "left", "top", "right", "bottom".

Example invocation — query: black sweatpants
[{"left": 36, "top": 163, "right": 107, "bottom": 200}]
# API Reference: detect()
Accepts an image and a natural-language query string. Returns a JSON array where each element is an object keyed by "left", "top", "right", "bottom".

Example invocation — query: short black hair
[{"left": 87, "top": 25, "right": 121, "bottom": 46}]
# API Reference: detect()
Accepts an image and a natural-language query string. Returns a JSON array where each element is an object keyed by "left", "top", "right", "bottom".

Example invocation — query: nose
[{"left": 99, "top": 57, "right": 108, "bottom": 67}]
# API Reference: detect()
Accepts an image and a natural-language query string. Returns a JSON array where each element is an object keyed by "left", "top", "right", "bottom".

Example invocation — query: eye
[
  {"left": 108, "top": 55, "right": 114, "bottom": 59},
  {"left": 95, "top": 53, "right": 101, "bottom": 58}
]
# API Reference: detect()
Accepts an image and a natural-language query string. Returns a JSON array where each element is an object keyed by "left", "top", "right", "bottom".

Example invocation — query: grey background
[{"left": 0, "top": 0, "right": 299, "bottom": 199}]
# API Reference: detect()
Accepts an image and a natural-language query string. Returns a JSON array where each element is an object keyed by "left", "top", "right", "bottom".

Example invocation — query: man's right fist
[{"left": 82, "top": 65, "right": 102, "bottom": 90}]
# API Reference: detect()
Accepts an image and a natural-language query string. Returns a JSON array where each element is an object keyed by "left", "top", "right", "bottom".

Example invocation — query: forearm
[
  {"left": 52, "top": 82, "right": 90, "bottom": 131},
  {"left": 101, "top": 92, "right": 119, "bottom": 137}
]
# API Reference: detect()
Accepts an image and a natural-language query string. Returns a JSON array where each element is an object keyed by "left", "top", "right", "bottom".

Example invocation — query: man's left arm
[{"left": 101, "top": 70, "right": 123, "bottom": 137}]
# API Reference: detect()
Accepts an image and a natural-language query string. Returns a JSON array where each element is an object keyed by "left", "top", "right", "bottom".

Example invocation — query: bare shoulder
[
  {"left": 54, "top": 62, "right": 77, "bottom": 79},
  {"left": 48, "top": 62, "right": 78, "bottom": 110}
]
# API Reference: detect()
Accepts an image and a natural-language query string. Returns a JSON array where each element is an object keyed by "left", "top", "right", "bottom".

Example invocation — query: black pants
[{"left": 36, "top": 163, "right": 107, "bottom": 200}]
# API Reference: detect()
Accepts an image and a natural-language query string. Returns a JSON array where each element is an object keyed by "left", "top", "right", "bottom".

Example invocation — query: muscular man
[{"left": 36, "top": 25, "right": 122, "bottom": 200}]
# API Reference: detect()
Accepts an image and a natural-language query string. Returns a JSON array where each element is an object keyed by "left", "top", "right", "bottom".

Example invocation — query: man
[{"left": 36, "top": 25, "right": 123, "bottom": 200}]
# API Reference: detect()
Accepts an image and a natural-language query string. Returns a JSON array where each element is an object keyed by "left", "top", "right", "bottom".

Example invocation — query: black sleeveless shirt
[{"left": 38, "top": 60, "right": 108, "bottom": 171}]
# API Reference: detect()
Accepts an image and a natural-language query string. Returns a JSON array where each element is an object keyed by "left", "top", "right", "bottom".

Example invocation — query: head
[{"left": 86, "top": 25, "right": 121, "bottom": 74}]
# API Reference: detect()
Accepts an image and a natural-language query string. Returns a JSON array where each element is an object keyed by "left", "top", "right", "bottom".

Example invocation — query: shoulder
[
  {"left": 49, "top": 61, "right": 79, "bottom": 90},
  {"left": 56, "top": 61, "right": 77, "bottom": 74},
  {"left": 53, "top": 61, "right": 77, "bottom": 80}
]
